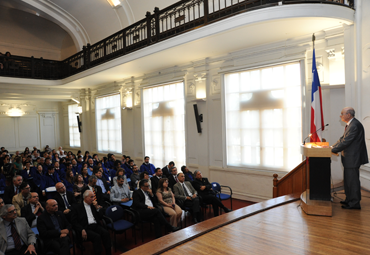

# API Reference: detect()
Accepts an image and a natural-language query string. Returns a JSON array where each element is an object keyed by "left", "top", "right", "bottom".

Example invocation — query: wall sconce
[
  {"left": 194, "top": 73, "right": 207, "bottom": 100},
  {"left": 122, "top": 89, "right": 133, "bottom": 110},
  {"left": 7, "top": 107, "right": 24, "bottom": 117}
]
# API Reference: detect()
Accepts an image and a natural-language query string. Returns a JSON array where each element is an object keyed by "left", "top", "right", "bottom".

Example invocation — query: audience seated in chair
[
  {"left": 140, "top": 156, "right": 156, "bottom": 175},
  {"left": 168, "top": 167, "right": 179, "bottom": 190},
  {"left": 162, "top": 161, "right": 175, "bottom": 178},
  {"left": 21, "top": 192, "right": 44, "bottom": 228},
  {"left": 12, "top": 182, "right": 31, "bottom": 216},
  {"left": 156, "top": 178, "right": 182, "bottom": 228},
  {"left": 173, "top": 173, "right": 202, "bottom": 223},
  {"left": 93, "top": 167, "right": 110, "bottom": 202},
  {"left": 4, "top": 175, "right": 23, "bottom": 205},
  {"left": 73, "top": 174, "right": 86, "bottom": 203},
  {"left": 150, "top": 168, "right": 163, "bottom": 193},
  {"left": 0, "top": 204, "right": 37, "bottom": 255},
  {"left": 112, "top": 168, "right": 128, "bottom": 187},
  {"left": 192, "top": 170, "right": 231, "bottom": 217},
  {"left": 71, "top": 190, "right": 112, "bottom": 255},
  {"left": 37, "top": 199, "right": 71, "bottom": 255},
  {"left": 110, "top": 175, "right": 132, "bottom": 204},
  {"left": 54, "top": 162, "right": 66, "bottom": 180},
  {"left": 132, "top": 179, "right": 180, "bottom": 238},
  {"left": 81, "top": 176, "right": 105, "bottom": 209},
  {"left": 181, "top": 165, "right": 194, "bottom": 182},
  {"left": 130, "top": 165, "right": 140, "bottom": 189},
  {"left": 43, "top": 166, "right": 61, "bottom": 198},
  {"left": 53, "top": 182, "right": 77, "bottom": 222}
]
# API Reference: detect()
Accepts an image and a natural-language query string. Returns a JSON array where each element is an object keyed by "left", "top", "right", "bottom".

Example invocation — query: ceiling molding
[
  {"left": 120, "top": 0, "right": 135, "bottom": 25},
  {"left": 20, "top": 0, "right": 90, "bottom": 50}
]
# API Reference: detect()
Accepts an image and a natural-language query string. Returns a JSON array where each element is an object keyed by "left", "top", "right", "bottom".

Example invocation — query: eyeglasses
[
  {"left": 143, "top": 185, "right": 150, "bottom": 187},
  {"left": 7, "top": 209, "right": 17, "bottom": 214}
]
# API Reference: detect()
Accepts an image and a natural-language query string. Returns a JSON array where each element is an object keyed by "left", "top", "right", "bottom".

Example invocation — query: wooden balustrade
[
  {"left": 0, "top": 0, "right": 354, "bottom": 80},
  {"left": 273, "top": 159, "right": 308, "bottom": 198}
]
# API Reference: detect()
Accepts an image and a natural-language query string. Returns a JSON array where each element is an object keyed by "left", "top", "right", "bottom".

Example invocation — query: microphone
[{"left": 302, "top": 124, "right": 329, "bottom": 145}]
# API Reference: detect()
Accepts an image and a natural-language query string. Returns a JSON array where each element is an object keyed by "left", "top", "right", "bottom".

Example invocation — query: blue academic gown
[{"left": 140, "top": 163, "right": 156, "bottom": 175}]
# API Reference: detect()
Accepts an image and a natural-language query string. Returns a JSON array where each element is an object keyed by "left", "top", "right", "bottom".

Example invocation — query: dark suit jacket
[
  {"left": 3, "top": 184, "right": 16, "bottom": 204},
  {"left": 150, "top": 176, "right": 161, "bottom": 193},
  {"left": 71, "top": 203, "right": 104, "bottom": 235},
  {"left": 37, "top": 211, "right": 71, "bottom": 242},
  {"left": 192, "top": 178, "right": 214, "bottom": 197},
  {"left": 81, "top": 185, "right": 104, "bottom": 207},
  {"left": 332, "top": 118, "right": 369, "bottom": 168},
  {"left": 168, "top": 175, "right": 178, "bottom": 190},
  {"left": 21, "top": 202, "right": 45, "bottom": 227},
  {"left": 132, "top": 189, "right": 157, "bottom": 211},
  {"left": 161, "top": 166, "right": 171, "bottom": 178},
  {"left": 53, "top": 191, "right": 77, "bottom": 211}
]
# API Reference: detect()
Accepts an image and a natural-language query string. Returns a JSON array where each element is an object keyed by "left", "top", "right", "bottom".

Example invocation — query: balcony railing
[{"left": 0, "top": 0, "right": 354, "bottom": 80}]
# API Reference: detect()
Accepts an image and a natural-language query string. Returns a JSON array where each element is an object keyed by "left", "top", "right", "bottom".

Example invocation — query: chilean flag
[{"left": 310, "top": 49, "right": 325, "bottom": 142}]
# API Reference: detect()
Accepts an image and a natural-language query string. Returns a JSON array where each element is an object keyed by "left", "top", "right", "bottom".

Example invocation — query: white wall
[{"left": 0, "top": 101, "right": 60, "bottom": 152}]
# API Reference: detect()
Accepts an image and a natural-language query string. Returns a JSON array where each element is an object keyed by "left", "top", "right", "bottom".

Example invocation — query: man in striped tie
[{"left": 0, "top": 204, "right": 37, "bottom": 254}]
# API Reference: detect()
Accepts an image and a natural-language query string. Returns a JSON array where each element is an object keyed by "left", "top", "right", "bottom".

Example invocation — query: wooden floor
[{"left": 160, "top": 190, "right": 370, "bottom": 255}]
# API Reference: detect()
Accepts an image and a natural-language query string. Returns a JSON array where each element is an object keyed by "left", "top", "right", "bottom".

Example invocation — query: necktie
[
  {"left": 15, "top": 187, "right": 19, "bottom": 195},
  {"left": 10, "top": 222, "right": 22, "bottom": 250},
  {"left": 23, "top": 199, "right": 27, "bottom": 206},
  {"left": 182, "top": 183, "right": 190, "bottom": 197},
  {"left": 93, "top": 189, "right": 97, "bottom": 201},
  {"left": 345, "top": 125, "right": 348, "bottom": 131},
  {"left": 175, "top": 175, "right": 178, "bottom": 182},
  {"left": 63, "top": 194, "right": 70, "bottom": 209}
]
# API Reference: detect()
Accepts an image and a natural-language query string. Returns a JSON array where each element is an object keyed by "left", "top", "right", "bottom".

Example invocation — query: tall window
[
  {"left": 224, "top": 62, "right": 302, "bottom": 171},
  {"left": 68, "top": 104, "right": 81, "bottom": 147},
  {"left": 96, "top": 94, "right": 122, "bottom": 153},
  {"left": 143, "top": 82, "right": 186, "bottom": 168}
]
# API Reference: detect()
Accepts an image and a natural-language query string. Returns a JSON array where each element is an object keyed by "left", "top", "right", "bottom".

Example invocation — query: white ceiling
[{"left": 0, "top": 3, "right": 354, "bottom": 101}]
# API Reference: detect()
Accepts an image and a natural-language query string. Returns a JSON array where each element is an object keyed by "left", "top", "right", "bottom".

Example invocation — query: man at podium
[{"left": 331, "top": 107, "right": 368, "bottom": 209}]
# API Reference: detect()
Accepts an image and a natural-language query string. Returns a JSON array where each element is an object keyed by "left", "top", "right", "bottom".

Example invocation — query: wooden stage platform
[{"left": 125, "top": 190, "right": 370, "bottom": 254}]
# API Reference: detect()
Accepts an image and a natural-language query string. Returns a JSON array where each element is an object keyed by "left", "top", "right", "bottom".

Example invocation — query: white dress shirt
[
  {"left": 83, "top": 201, "right": 97, "bottom": 225},
  {"left": 141, "top": 189, "right": 153, "bottom": 207}
]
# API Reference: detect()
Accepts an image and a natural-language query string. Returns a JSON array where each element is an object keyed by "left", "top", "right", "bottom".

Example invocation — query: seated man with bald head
[
  {"left": 37, "top": 199, "right": 71, "bottom": 255},
  {"left": 71, "top": 190, "right": 111, "bottom": 255},
  {"left": 53, "top": 182, "right": 77, "bottom": 222}
]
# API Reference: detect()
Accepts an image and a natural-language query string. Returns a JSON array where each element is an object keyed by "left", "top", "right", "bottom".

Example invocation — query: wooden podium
[{"left": 300, "top": 142, "right": 332, "bottom": 216}]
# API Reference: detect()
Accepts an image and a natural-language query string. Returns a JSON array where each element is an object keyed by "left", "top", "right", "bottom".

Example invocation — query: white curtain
[
  {"left": 143, "top": 82, "right": 186, "bottom": 168},
  {"left": 96, "top": 94, "right": 122, "bottom": 153},
  {"left": 224, "top": 62, "right": 302, "bottom": 171},
  {"left": 68, "top": 104, "right": 81, "bottom": 147}
]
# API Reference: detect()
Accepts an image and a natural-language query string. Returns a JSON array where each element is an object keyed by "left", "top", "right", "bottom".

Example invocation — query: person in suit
[
  {"left": 181, "top": 165, "right": 194, "bottom": 182},
  {"left": 150, "top": 168, "right": 163, "bottom": 193},
  {"left": 168, "top": 167, "right": 179, "bottom": 190},
  {"left": 37, "top": 199, "right": 71, "bottom": 255},
  {"left": 12, "top": 182, "right": 31, "bottom": 216},
  {"left": 71, "top": 190, "right": 111, "bottom": 255},
  {"left": 173, "top": 173, "right": 202, "bottom": 223},
  {"left": 132, "top": 180, "right": 180, "bottom": 238},
  {"left": 3, "top": 176, "right": 23, "bottom": 205},
  {"left": 54, "top": 182, "right": 77, "bottom": 222},
  {"left": 332, "top": 107, "right": 369, "bottom": 209},
  {"left": 162, "top": 161, "right": 175, "bottom": 178},
  {"left": 80, "top": 176, "right": 104, "bottom": 209},
  {"left": 192, "top": 170, "right": 231, "bottom": 216},
  {"left": 0, "top": 204, "right": 37, "bottom": 255},
  {"left": 21, "top": 192, "right": 44, "bottom": 228}
]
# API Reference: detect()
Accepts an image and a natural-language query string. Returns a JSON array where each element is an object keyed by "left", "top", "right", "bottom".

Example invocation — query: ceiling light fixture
[{"left": 107, "top": 0, "right": 121, "bottom": 7}]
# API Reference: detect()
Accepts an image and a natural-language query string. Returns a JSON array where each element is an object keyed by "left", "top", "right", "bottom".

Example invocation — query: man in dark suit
[
  {"left": 80, "top": 176, "right": 104, "bottom": 208},
  {"left": 54, "top": 182, "right": 77, "bottom": 222},
  {"left": 332, "top": 107, "right": 369, "bottom": 209},
  {"left": 192, "top": 170, "right": 231, "bottom": 216},
  {"left": 181, "top": 165, "right": 194, "bottom": 182},
  {"left": 150, "top": 168, "right": 163, "bottom": 193},
  {"left": 37, "top": 199, "right": 71, "bottom": 255},
  {"left": 3, "top": 175, "right": 23, "bottom": 204},
  {"left": 71, "top": 190, "right": 111, "bottom": 255},
  {"left": 173, "top": 173, "right": 202, "bottom": 223},
  {"left": 168, "top": 167, "right": 179, "bottom": 190},
  {"left": 132, "top": 180, "right": 180, "bottom": 238},
  {"left": 162, "top": 161, "right": 174, "bottom": 178},
  {"left": 21, "top": 192, "right": 44, "bottom": 228}
]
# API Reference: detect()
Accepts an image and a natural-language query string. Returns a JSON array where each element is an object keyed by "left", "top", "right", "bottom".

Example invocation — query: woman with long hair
[
  {"left": 156, "top": 178, "right": 182, "bottom": 227},
  {"left": 83, "top": 151, "right": 90, "bottom": 162},
  {"left": 73, "top": 174, "right": 86, "bottom": 202},
  {"left": 80, "top": 166, "right": 89, "bottom": 184},
  {"left": 63, "top": 169, "right": 74, "bottom": 192}
]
